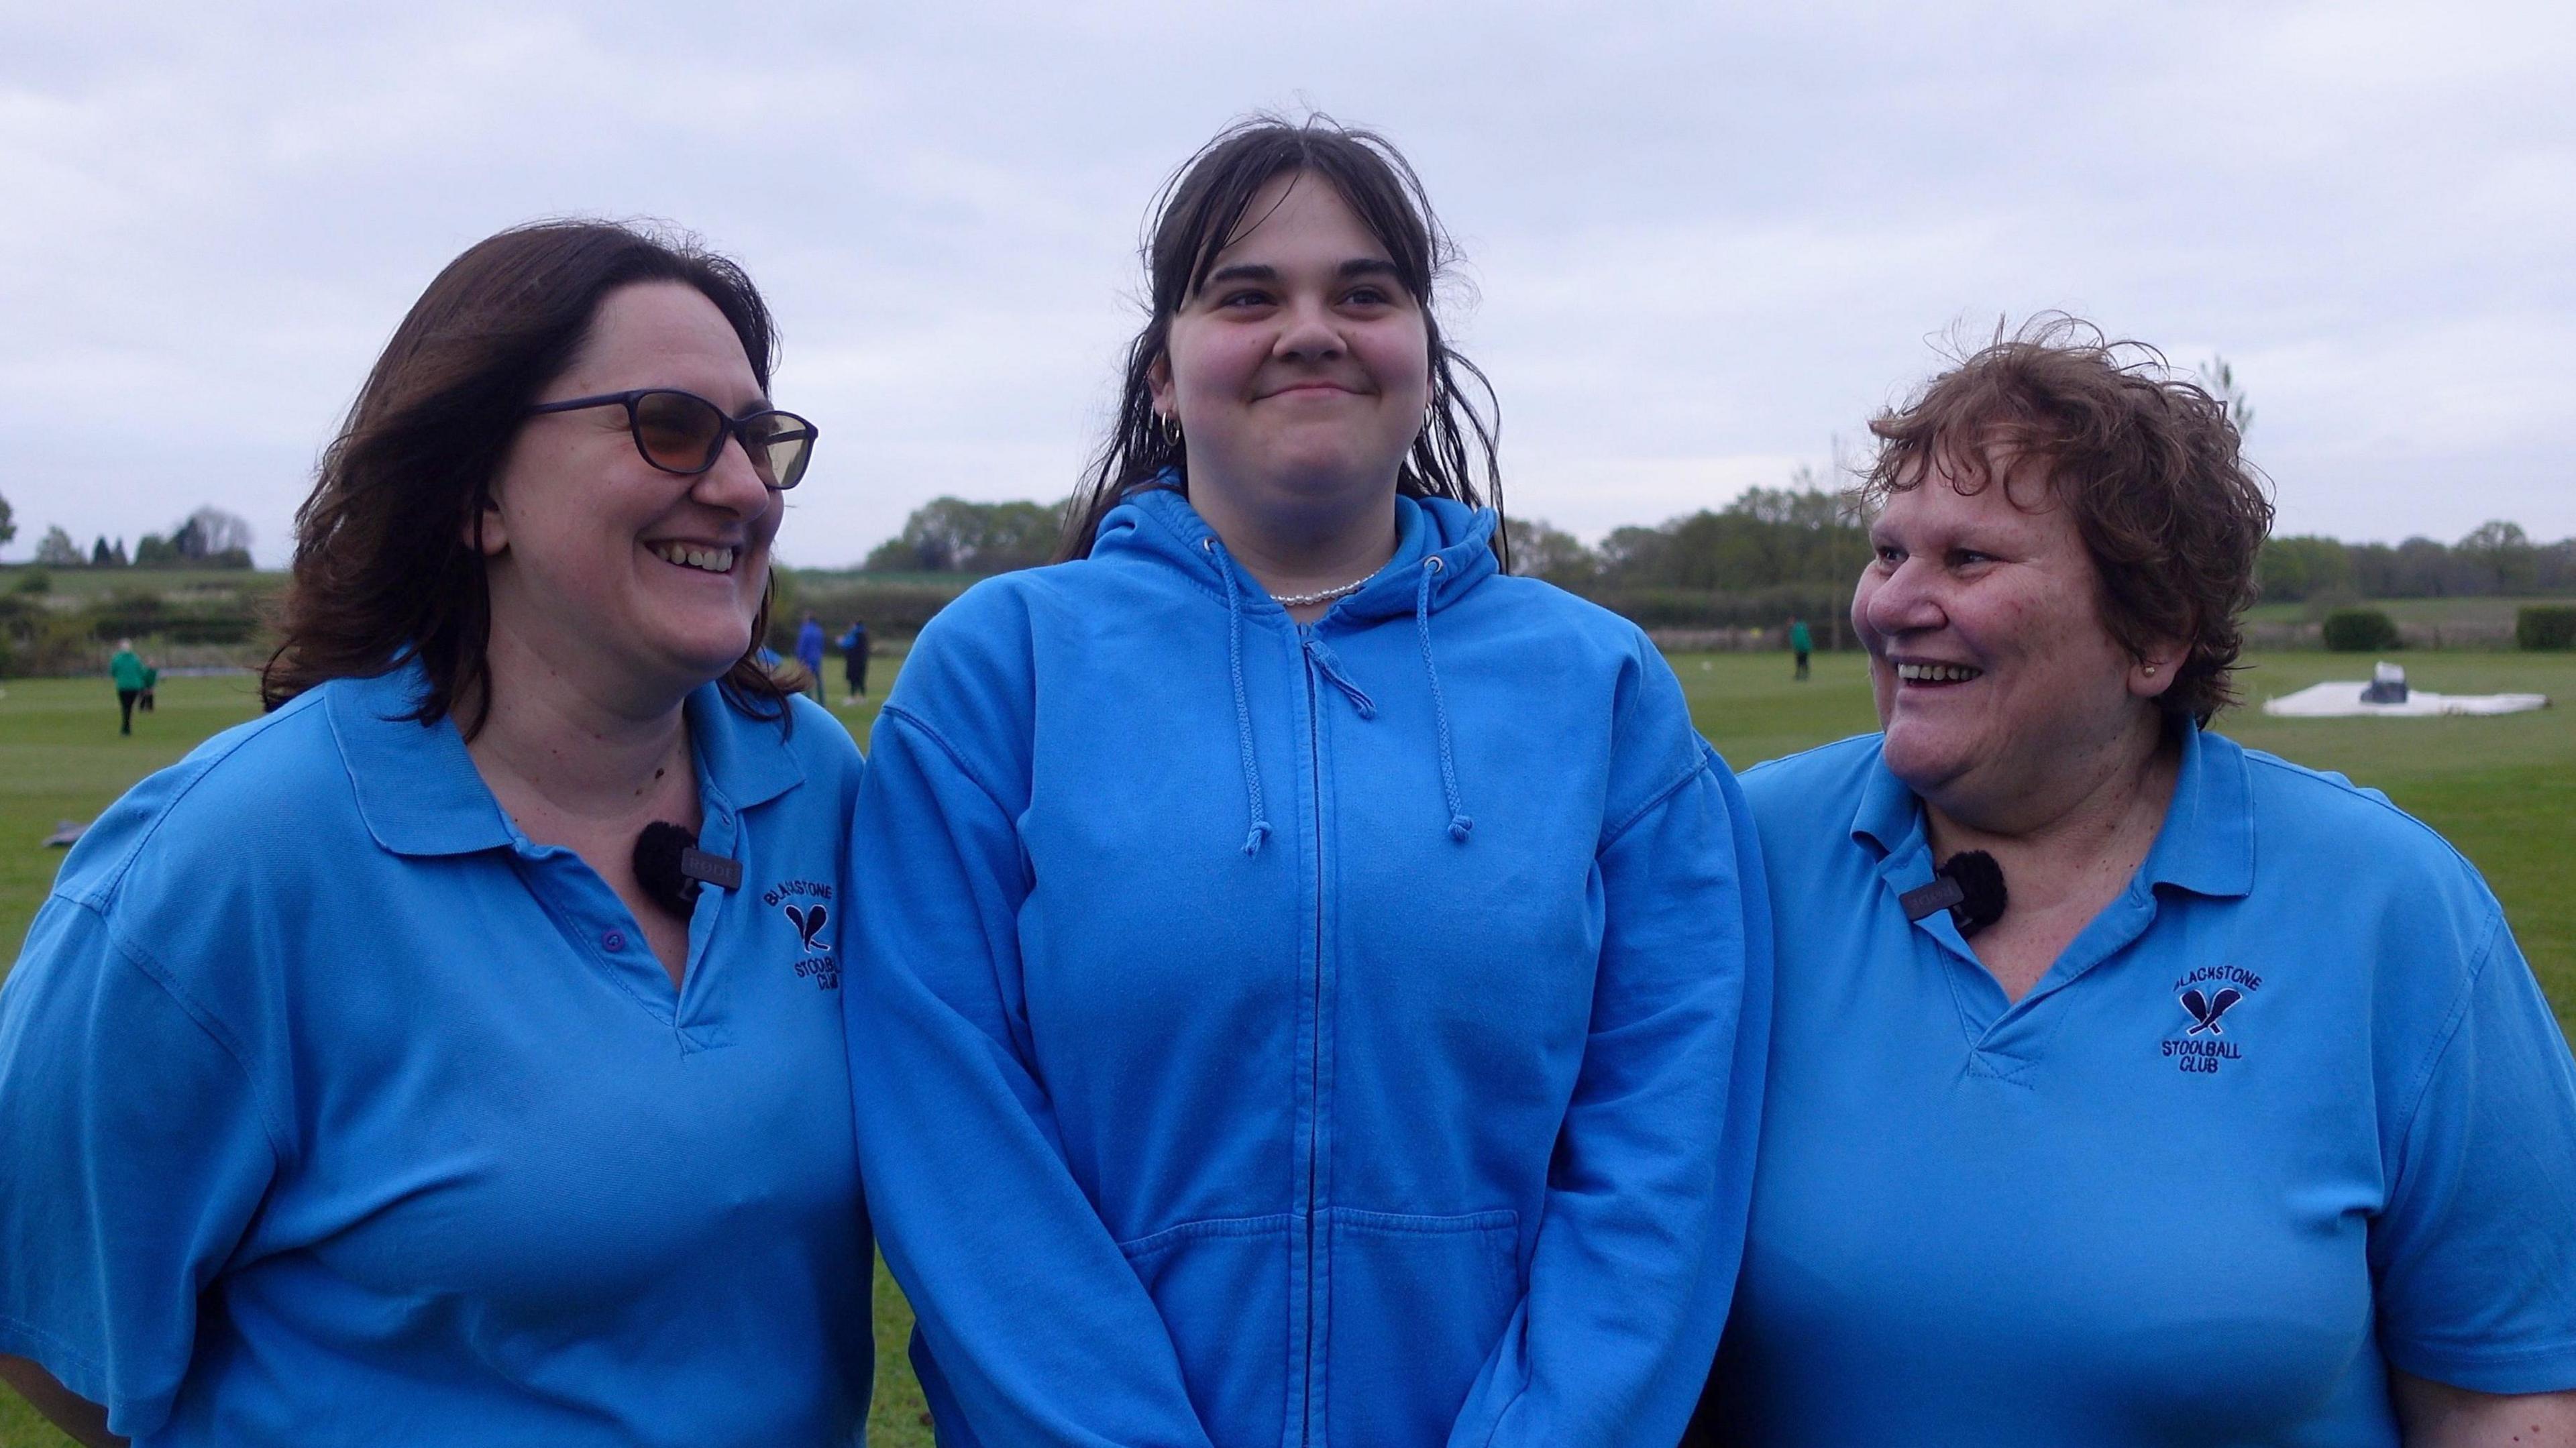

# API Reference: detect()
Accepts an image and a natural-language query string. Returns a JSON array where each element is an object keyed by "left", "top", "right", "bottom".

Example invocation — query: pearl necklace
[{"left": 1274, "top": 571, "right": 1381, "bottom": 608}]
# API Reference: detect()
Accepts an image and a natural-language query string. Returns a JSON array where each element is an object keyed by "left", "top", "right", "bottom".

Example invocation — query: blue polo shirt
[
  {"left": 1702, "top": 725, "right": 2576, "bottom": 1446},
  {"left": 0, "top": 664, "right": 872, "bottom": 1445}
]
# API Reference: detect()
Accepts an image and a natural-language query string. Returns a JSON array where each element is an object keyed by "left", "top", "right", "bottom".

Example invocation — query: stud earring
[{"left": 2143, "top": 664, "right": 2159, "bottom": 677}]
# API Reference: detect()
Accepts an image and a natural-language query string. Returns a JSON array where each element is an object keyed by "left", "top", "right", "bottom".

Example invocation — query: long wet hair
[
  {"left": 1058, "top": 113, "right": 1505, "bottom": 563},
  {"left": 262, "top": 219, "right": 791, "bottom": 736}
]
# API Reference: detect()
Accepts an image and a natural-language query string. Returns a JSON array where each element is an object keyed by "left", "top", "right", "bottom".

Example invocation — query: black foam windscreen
[
  {"left": 1945, "top": 850, "right": 2008, "bottom": 938},
  {"left": 633, "top": 821, "right": 700, "bottom": 919}
]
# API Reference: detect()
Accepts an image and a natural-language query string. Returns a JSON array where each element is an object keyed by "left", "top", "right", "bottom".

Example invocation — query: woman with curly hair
[{"left": 1691, "top": 321, "right": 2576, "bottom": 1447}]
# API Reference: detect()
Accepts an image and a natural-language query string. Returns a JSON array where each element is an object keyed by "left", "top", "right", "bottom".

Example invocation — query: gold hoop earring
[{"left": 1159, "top": 411, "right": 1183, "bottom": 447}]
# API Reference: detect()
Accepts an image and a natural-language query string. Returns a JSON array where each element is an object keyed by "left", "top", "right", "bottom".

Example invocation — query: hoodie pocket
[
  {"left": 1326, "top": 1207, "right": 1521, "bottom": 1447},
  {"left": 1120, "top": 1213, "right": 1293, "bottom": 1447}
]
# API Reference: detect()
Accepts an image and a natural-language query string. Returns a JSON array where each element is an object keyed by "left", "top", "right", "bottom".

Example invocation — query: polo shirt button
[{"left": 602, "top": 930, "right": 627, "bottom": 952}]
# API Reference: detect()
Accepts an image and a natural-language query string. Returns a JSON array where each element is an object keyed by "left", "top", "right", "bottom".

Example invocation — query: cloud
[{"left": 1, "top": 0, "right": 2570, "bottom": 564}]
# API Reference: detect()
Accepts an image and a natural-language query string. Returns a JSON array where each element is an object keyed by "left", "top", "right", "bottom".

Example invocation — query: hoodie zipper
[{"left": 1299, "top": 632, "right": 1328, "bottom": 1447}]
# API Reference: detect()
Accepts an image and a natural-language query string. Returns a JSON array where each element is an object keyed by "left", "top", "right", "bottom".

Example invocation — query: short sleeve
[
  {"left": 0, "top": 895, "right": 282, "bottom": 1438},
  {"left": 2371, "top": 913, "right": 2576, "bottom": 1394}
]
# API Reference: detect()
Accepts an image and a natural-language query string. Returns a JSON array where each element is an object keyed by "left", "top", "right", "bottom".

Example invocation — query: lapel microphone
[
  {"left": 633, "top": 822, "right": 745, "bottom": 920},
  {"left": 1899, "top": 849, "right": 2008, "bottom": 939}
]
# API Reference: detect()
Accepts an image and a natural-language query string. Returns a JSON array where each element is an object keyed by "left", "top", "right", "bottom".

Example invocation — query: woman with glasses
[
  {"left": 846, "top": 115, "right": 1771, "bottom": 1448},
  {"left": 0, "top": 221, "right": 871, "bottom": 1445}
]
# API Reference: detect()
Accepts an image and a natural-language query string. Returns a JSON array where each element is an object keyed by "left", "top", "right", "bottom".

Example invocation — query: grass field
[{"left": 4, "top": 649, "right": 2571, "bottom": 1443}]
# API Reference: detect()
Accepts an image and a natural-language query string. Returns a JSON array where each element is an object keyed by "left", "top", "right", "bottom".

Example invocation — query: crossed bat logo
[
  {"left": 784, "top": 903, "right": 829, "bottom": 952},
  {"left": 2180, "top": 986, "right": 2243, "bottom": 1036}
]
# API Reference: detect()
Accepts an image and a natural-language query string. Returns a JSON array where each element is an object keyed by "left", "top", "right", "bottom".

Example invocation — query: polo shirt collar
[
  {"left": 327, "top": 663, "right": 515, "bottom": 858},
  {"left": 684, "top": 685, "right": 804, "bottom": 814},
  {"left": 1851, "top": 738, "right": 1917, "bottom": 856},
  {"left": 328, "top": 662, "right": 806, "bottom": 857},
  {"left": 2139, "top": 721, "right": 2255, "bottom": 899},
  {"left": 1847, "top": 719, "right": 2255, "bottom": 901}
]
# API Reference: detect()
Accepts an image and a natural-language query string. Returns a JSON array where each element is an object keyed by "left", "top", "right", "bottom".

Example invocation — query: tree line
[
  {"left": 853, "top": 482, "right": 1872, "bottom": 594},
  {"left": 861, "top": 498, "right": 1064, "bottom": 574},
  {"left": 2259, "top": 522, "right": 2576, "bottom": 601},
  {"left": 857, "top": 490, "right": 2576, "bottom": 610},
  {"left": 8, "top": 500, "right": 256, "bottom": 571},
  {"left": 6, "top": 478, "right": 2565, "bottom": 654}
]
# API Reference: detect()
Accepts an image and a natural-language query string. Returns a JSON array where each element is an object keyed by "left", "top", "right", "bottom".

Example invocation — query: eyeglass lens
[
  {"left": 742, "top": 412, "right": 814, "bottom": 490},
  {"left": 631, "top": 391, "right": 813, "bottom": 490}
]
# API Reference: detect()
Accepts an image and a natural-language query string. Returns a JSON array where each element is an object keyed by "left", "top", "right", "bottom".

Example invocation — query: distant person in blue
[
  {"left": 1689, "top": 319, "right": 2576, "bottom": 1446},
  {"left": 0, "top": 220, "right": 870, "bottom": 1445},
  {"left": 846, "top": 115, "right": 1771, "bottom": 1448},
  {"left": 795, "top": 610, "right": 826, "bottom": 701},
  {"left": 1786, "top": 616, "right": 1811, "bottom": 681},
  {"left": 835, "top": 617, "right": 869, "bottom": 704}
]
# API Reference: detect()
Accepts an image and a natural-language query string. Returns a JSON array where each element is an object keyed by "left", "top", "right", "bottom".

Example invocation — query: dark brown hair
[
  {"left": 1859, "top": 315, "right": 2275, "bottom": 724},
  {"left": 1059, "top": 113, "right": 1505, "bottom": 562},
  {"left": 262, "top": 219, "right": 790, "bottom": 735}
]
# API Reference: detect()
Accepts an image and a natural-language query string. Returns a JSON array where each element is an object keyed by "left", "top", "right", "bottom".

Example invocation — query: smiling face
[
  {"left": 1150, "top": 169, "right": 1432, "bottom": 525},
  {"left": 478, "top": 280, "right": 782, "bottom": 712},
  {"left": 1854, "top": 449, "right": 2178, "bottom": 826}
]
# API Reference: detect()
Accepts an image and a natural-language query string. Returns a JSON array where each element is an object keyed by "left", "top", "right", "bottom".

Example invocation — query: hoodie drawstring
[
  {"left": 1208, "top": 539, "right": 1273, "bottom": 856},
  {"left": 1206, "top": 536, "right": 1471, "bottom": 854},
  {"left": 1416, "top": 557, "right": 1473, "bottom": 843},
  {"left": 1301, "top": 638, "right": 1377, "bottom": 720}
]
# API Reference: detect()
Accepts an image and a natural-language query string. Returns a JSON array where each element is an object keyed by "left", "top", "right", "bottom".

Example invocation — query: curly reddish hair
[{"left": 1858, "top": 316, "right": 2275, "bottom": 724}]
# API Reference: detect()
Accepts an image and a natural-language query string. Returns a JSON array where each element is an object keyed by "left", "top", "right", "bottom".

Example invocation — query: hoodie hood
[
  {"left": 1091, "top": 480, "right": 1501, "bottom": 622},
  {"left": 845, "top": 469, "right": 1766, "bottom": 1448},
  {"left": 1092, "top": 482, "right": 1500, "bottom": 854}
]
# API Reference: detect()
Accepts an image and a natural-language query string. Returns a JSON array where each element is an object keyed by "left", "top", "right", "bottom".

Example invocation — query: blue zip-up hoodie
[{"left": 846, "top": 486, "right": 1771, "bottom": 1448}]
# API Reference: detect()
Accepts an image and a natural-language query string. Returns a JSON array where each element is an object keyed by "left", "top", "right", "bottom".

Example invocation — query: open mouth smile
[
  {"left": 647, "top": 541, "right": 737, "bottom": 575},
  {"left": 1894, "top": 661, "right": 1983, "bottom": 684}
]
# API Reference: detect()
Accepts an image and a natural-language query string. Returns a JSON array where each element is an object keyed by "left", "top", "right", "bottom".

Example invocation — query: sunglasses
[{"left": 525, "top": 388, "right": 818, "bottom": 490}]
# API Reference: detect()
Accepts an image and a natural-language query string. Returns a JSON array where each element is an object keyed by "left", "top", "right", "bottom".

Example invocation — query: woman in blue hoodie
[{"left": 846, "top": 115, "right": 1771, "bottom": 1448}]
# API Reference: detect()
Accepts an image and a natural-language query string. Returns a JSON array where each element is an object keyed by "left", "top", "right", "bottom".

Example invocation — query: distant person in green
[
  {"left": 1789, "top": 616, "right": 1813, "bottom": 681},
  {"left": 109, "top": 639, "right": 147, "bottom": 734}
]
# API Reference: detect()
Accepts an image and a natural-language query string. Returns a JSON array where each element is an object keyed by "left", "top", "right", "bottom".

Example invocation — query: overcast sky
[{"left": 5, "top": 0, "right": 2571, "bottom": 568}]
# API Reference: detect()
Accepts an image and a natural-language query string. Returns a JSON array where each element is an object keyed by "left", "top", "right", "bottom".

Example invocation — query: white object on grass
[{"left": 2261, "top": 664, "right": 2548, "bottom": 718}]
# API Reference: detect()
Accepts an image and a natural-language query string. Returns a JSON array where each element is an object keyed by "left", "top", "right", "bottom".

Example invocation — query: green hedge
[
  {"left": 1572, "top": 582, "right": 1852, "bottom": 636},
  {"left": 2520, "top": 606, "right": 2576, "bottom": 651},
  {"left": 767, "top": 575, "right": 1870, "bottom": 647},
  {"left": 0, "top": 586, "right": 272, "bottom": 676},
  {"left": 85, "top": 591, "right": 262, "bottom": 646},
  {"left": 0, "top": 607, "right": 120, "bottom": 676},
  {"left": 2322, "top": 608, "right": 2401, "bottom": 652},
  {"left": 766, "top": 579, "right": 979, "bottom": 649}
]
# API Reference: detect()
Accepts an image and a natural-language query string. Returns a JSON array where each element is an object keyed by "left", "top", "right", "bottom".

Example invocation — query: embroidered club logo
[
  {"left": 2162, "top": 965, "right": 2262, "bottom": 1075},
  {"left": 2180, "top": 987, "right": 2243, "bottom": 1035},
  {"left": 763, "top": 877, "right": 839, "bottom": 989},
  {"left": 784, "top": 902, "right": 828, "bottom": 952}
]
